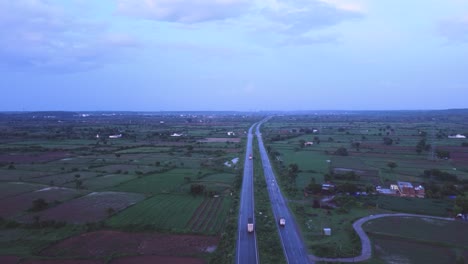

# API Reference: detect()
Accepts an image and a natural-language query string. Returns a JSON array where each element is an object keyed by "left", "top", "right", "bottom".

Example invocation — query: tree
[
  {"left": 299, "top": 139, "right": 306, "bottom": 148},
  {"left": 190, "top": 184, "right": 205, "bottom": 196},
  {"left": 288, "top": 163, "right": 299, "bottom": 174},
  {"left": 383, "top": 137, "right": 393, "bottom": 146},
  {"left": 334, "top": 147, "right": 349, "bottom": 156},
  {"left": 75, "top": 179, "right": 83, "bottom": 189},
  {"left": 387, "top": 161, "right": 398, "bottom": 171},
  {"left": 306, "top": 183, "right": 322, "bottom": 194},
  {"left": 31, "top": 198, "right": 48, "bottom": 212},
  {"left": 454, "top": 196, "right": 468, "bottom": 214},
  {"left": 351, "top": 142, "right": 361, "bottom": 151},
  {"left": 106, "top": 207, "right": 115, "bottom": 217}
]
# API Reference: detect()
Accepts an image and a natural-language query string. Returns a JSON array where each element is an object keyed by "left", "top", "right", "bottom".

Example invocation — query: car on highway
[
  {"left": 247, "top": 217, "right": 254, "bottom": 233},
  {"left": 279, "top": 217, "right": 286, "bottom": 227},
  {"left": 249, "top": 154, "right": 253, "bottom": 160}
]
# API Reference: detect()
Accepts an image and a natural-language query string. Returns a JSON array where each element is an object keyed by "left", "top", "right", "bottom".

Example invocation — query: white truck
[
  {"left": 247, "top": 217, "right": 254, "bottom": 233},
  {"left": 279, "top": 217, "right": 286, "bottom": 227}
]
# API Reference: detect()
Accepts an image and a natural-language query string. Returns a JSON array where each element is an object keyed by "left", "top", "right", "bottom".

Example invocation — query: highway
[
  {"left": 256, "top": 120, "right": 312, "bottom": 264},
  {"left": 236, "top": 124, "right": 259, "bottom": 264}
]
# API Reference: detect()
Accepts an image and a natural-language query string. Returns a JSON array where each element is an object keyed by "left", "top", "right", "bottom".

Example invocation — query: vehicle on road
[
  {"left": 247, "top": 217, "right": 254, "bottom": 233},
  {"left": 249, "top": 154, "right": 253, "bottom": 160},
  {"left": 279, "top": 217, "right": 286, "bottom": 227}
]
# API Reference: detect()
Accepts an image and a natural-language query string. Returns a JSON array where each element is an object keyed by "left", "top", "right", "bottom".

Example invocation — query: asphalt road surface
[
  {"left": 256, "top": 121, "right": 312, "bottom": 264},
  {"left": 236, "top": 124, "right": 259, "bottom": 264}
]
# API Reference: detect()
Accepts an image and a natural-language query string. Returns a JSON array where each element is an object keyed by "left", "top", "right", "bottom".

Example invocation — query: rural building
[
  {"left": 397, "top": 181, "right": 415, "bottom": 197},
  {"left": 377, "top": 188, "right": 398, "bottom": 196},
  {"left": 448, "top": 134, "right": 466, "bottom": 139},
  {"left": 323, "top": 228, "right": 331, "bottom": 236},
  {"left": 322, "top": 183, "right": 336, "bottom": 191},
  {"left": 304, "top": 141, "right": 314, "bottom": 146},
  {"left": 414, "top": 185, "right": 425, "bottom": 198},
  {"left": 171, "top": 133, "right": 183, "bottom": 137},
  {"left": 227, "top": 131, "right": 235, "bottom": 136},
  {"left": 109, "top": 134, "right": 122, "bottom": 139}
]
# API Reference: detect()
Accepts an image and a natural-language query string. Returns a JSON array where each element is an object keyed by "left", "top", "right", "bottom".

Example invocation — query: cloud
[
  {"left": 438, "top": 17, "right": 468, "bottom": 43},
  {"left": 0, "top": 0, "right": 139, "bottom": 73},
  {"left": 259, "top": 0, "right": 363, "bottom": 35},
  {"left": 279, "top": 33, "right": 340, "bottom": 46},
  {"left": 116, "top": 0, "right": 251, "bottom": 23}
]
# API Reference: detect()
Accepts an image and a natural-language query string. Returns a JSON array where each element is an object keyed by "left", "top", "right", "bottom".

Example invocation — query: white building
[{"left": 448, "top": 134, "right": 466, "bottom": 139}]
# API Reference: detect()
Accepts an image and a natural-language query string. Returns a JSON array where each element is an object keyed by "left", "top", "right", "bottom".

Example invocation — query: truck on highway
[
  {"left": 247, "top": 218, "right": 254, "bottom": 233},
  {"left": 279, "top": 217, "right": 286, "bottom": 227}
]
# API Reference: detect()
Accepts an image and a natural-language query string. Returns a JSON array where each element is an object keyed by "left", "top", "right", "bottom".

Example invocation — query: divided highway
[
  {"left": 256, "top": 121, "right": 312, "bottom": 264},
  {"left": 236, "top": 124, "right": 259, "bottom": 264}
]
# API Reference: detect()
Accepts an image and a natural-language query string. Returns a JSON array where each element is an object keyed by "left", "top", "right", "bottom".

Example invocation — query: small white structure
[
  {"left": 304, "top": 141, "right": 314, "bottom": 146},
  {"left": 448, "top": 134, "right": 466, "bottom": 139},
  {"left": 323, "top": 228, "right": 331, "bottom": 236},
  {"left": 171, "top": 133, "right": 183, "bottom": 137},
  {"left": 313, "top": 129, "right": 318, "bottom": 133},
  {"left": 227, "top": 131, "right": 235, "bottom": 136},
  {"left": 109, "top": 134, "right": 122, "bottom": 139}
]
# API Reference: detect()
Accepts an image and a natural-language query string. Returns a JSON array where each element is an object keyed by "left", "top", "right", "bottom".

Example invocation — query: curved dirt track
[{"left": 309, "top": 213, "right": 454, "bottom": 263}]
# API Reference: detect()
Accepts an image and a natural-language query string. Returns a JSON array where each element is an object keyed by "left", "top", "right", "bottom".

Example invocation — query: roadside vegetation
[{"left": 252, "top": 137, "right": 287, "bottom": 264}]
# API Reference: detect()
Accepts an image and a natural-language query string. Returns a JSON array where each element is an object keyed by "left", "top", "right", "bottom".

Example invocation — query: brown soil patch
[
  {"left": 0, "top": 152, "right": 70, "bottom": 164},
  {"left": 0, "top": 187, "right": 84, "bottom": 218},
  {"left": 110, "top": 255, "right": 205, "bottom": 264},
  {"left": 0, "top": 256, "right": 20, "bottom": 264},
  {"left": 197, "top": 138, "right": 241, "bottom": 143},
  {"left": 17, "top": 192, "right": 144, "bottom": 224},
  {"left": 21, "top": 260, "right": 103, "bottom": 264},
  {"left": 40, "top": 230, "right": 218, "bottom": 258}
]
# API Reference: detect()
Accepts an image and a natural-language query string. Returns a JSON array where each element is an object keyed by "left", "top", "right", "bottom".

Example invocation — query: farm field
[
  {"left": 39, "top": 230, "right": 219, "bottom": 259},
  {"left": 0, "top": 187, "right": 86, "bottom": 218},
  {"left": 363, "top": 216, "right": 468, "bottom": 263},
  {"left": 17, "top": 191, "right": 145, "bottom": 224},
  {"left": 0, "top": 111, "right": 254, "bottom": 263}
]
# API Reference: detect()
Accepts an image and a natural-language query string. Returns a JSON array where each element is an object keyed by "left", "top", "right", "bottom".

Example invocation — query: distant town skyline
[{"left": 1, "top": 0, "right": 468, "bottom": 111}]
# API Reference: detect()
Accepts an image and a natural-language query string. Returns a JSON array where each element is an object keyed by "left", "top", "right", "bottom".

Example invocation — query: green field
[
  {"left": 112, "top": 168, "right": 200, "bottom": 194},
  {"left": 107, "top": 194, "right": 204, "bottom": 231},
  {"left": 363, "top": 217, "right": 468, "bottom": 263}
]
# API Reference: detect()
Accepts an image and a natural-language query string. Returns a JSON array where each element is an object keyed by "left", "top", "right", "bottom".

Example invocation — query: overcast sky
[{"left": 1, "top": 0, "right": 468, "bottom": 111}]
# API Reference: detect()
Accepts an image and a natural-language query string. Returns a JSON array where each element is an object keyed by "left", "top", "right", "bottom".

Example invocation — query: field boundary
[{"left": 309, "top": 213, "right": 454, "bottom": 263}]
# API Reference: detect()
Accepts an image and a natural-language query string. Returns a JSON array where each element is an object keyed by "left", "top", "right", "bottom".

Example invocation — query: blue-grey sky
[{"left": 1, "top": 0, "right": 468, "bottom": 111}]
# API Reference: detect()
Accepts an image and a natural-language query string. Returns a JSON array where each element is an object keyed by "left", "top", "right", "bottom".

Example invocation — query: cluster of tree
[
  {"left": 423, "top": 181, "right": 462, "bottom": 198},
  {"left": 351, "top": 141, "right": 361, "bottom": 151},
  {"left": 333, "top": 147, "right": 349, "bottom": 156},
  {"left": 189, "top": 184, "right": 220, "bottom": 197},
  {"left": 455, "top": 196, "right": 468, "bottom": 214},
  {"left": 29, "top": 198, "right": 49, "bottom": 212},
  {"left": 287, "top": 163, "right": 300, "bottom": 184},
  {"left": 332, "top": 171, "right": 360, "bottom": 181},
  {"left": 416, "top": 138, "right": 431, "bottom": 154},
  {"left": 190, "top": 184, "right": 206, "bottom": 196},
  {"left": 422, "top": 169, "right": 458, "bottom": 182},
  {"left": 382, "top": 137, "right": 393, "bottom": 145},
  {"left": 436, "top": 149, "right": 450, "bottom": 159}
]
